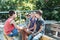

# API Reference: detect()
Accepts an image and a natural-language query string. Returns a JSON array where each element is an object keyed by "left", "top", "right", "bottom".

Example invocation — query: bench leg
[
  {"left": 4, "top": 34, "right": 14, "bottom": 40},
  {"left": 55, "top": 32, "right": 58, "bottom": 37}
]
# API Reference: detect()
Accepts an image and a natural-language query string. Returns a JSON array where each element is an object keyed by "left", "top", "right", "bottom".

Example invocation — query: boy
[
  {"left": 24, "top": 12, "right": 36, "bottom": 40},
  {"left": 28, "top": 10, "right": 45, "bottom": 40},
  {"left": 4, "top": 10, "right": 21, "bottom": 40},
  {"left": 25, "top": 13, "right": 31, "bottom": 27}
]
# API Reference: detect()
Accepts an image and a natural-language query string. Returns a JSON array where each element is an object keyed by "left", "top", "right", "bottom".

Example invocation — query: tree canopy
[{"left": 0, "top": 0, "right": 60, "bottom": 21}]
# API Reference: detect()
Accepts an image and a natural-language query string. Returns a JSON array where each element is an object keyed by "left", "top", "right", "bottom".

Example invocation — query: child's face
[
  {"left": 13, "top": 14, "right": 17, "bottom": 18},
  {"left": 35, "top": 14, "right": 40, "bottom": 18},
  {"left": 26, "top": 15, "right": 30, "bottom": 18},
  {"left": 31, "top": 13, "right": 35, "bottom": 18}
]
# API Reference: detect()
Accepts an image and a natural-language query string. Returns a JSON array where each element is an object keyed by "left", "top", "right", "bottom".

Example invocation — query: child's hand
[
  {"left": 31, "top": 33, "right": 36, "bottom": 37},
  {"left": 20, "top": 27, "right": 23, "bottom": 29},
  {"left": 35, "top": 33, "right": 37, "bottom": 35},
  {"left": 32, "top": 32, "right": 35, "bottom": 34},
  {"left": 32, "top": 33, "right": 38, "bottom": 36},
  {"left": 32, "top": 31, "right": 36, "bottom": 34}
]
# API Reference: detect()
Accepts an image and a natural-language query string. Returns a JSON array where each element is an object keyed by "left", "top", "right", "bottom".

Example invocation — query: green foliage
[{"left": 0, "top": 0, "right": 60, "bottom": 21}]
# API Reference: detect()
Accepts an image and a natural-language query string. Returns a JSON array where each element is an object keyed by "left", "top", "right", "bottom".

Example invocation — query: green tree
[{"left": 0, "top": 0, "right": 60, "bottom": 21}]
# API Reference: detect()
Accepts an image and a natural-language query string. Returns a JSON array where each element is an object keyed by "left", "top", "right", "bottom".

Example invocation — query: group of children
[{"left": 4, "top": 10, "right": 45, "bottom": 40}]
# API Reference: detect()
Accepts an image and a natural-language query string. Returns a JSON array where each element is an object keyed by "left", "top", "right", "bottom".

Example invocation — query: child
[
  {"left": 4, "top": 10, "right": 21, "bottom": 40},
  {"left": 28, "top": 10, "right": 45, "bottom": 40},
  {"left": 23, "top": 12, "right": 36, "bottom": 40},
  {"left": 28, "top": 12, "right": 36, "bottom": 32}
]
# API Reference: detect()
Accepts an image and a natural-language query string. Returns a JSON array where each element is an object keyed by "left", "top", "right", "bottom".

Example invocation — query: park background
[
  {"left": 0, "top": 0, "right": 60, "bottom": 40},
  {"left": 0, "top": 0, "right": 60, "bottom": 21}
]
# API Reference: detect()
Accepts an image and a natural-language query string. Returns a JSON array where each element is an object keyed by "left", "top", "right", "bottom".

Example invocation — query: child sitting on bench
[{"left": 28, "top": 10, "right": 45, "bottom": 40}]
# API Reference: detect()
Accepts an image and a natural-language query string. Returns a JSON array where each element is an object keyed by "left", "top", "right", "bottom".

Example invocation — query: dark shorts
[{"left": 8, "top": 28, "right": 18, "bottom": 37}]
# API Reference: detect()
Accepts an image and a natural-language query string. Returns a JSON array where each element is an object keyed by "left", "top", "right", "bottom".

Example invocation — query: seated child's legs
[
  {"left": 32, "top": 33, "right": 43, "bottom": 40},
  {"left": 28, "top": 34, "right": 33, "bottom": 40},
  {"left": 8, "top": 28, "right": 18, "bottom": 37}
]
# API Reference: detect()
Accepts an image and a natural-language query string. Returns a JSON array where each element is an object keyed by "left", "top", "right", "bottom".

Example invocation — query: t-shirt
[
  {"left": 29, "top": 18, "right": 36, "bottom": 28},
  {"left": 4, "top": 18, "right": 15, "bottom": 35},
  {"left": 36, "top": 18, "right": 45, "bottom": 33}
]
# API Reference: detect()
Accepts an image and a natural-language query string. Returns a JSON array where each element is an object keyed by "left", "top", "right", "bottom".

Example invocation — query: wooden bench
[
  {"left": 40, "top": 35, "right": 56, "bottom": 40},
  {"left": 4, "top": 34, "right": 56, "bottom": 40},
  {"left": 3, "top": 32, "right": 13, "bottom": 40},
  {"left": 51, "top": 24, "right": 60, "bottom": 37}
]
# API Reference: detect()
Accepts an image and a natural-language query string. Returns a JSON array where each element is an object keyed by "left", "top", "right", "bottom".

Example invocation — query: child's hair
[
  {"left": 35, "top": 10, "right": 43, "bottom": 16},
  {"left": 9, "top": 10, "right": 15, "bottom": 16}
]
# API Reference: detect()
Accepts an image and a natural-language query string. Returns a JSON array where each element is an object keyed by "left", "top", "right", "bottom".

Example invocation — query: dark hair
[
  {"left": 26, "top": 14, "right": 30, "bottom": 16},
  {"left": 35, "top": 10, "right": 42, "bottom": 16},
  {"left": 9, "top": 10, "right": 15, "bottom": 16}
]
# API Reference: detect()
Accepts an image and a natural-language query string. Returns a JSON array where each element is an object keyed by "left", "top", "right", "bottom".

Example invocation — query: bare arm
[
  {"left": 34, "top": 21, "right": 44, "bottom": 34},
  {"left": 33, "top": 25, "right": 43, "bottom": 36},
  {"left": 10, "top": 20, "right": 20, "bottom": 30},
  {"left": 29, "top": 27, "right": 34, "bottom": 31},
  {"left": 36, "top": 25, "right": 43, "bottom": 34},
  {"left": 27, "top": 21, "right": 30, "bottom": 29},
  {"left": 33, "top": 23, "right": 36, "bottom": 32}
]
